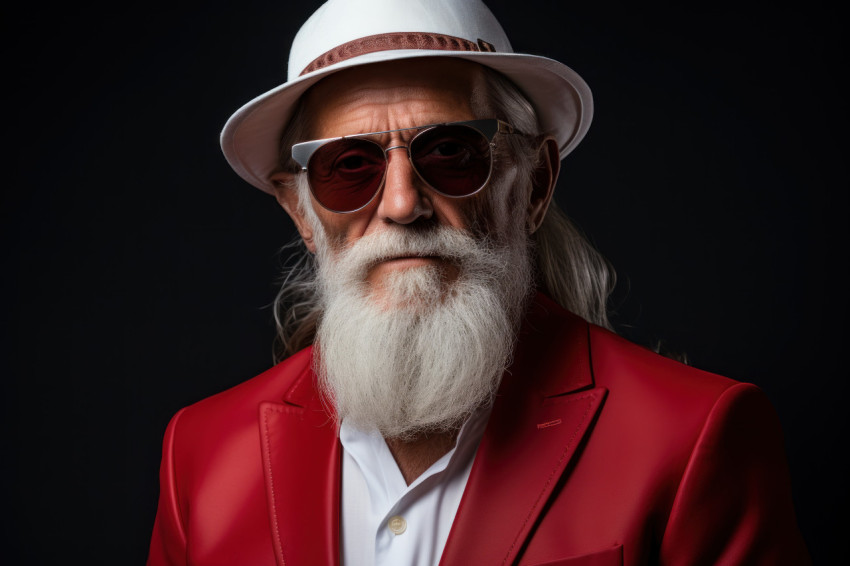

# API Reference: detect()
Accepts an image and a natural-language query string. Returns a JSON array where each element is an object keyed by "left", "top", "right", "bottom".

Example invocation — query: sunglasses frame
[{"left": 291, "top": 118, "right": 518, "bottom": 213}]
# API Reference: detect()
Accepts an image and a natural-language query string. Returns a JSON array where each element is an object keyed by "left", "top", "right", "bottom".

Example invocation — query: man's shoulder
[
  {"left": 583, "top": 322, "right": 770, "bottom": 437},
  {"left": 532, "top": 293, "right": 752, "bottom": 423},
  {"left": 588, "top": 323, "right": 740, "bottom": 395},
  {"left": 532, "top": 293, "right": 742, "bottom": 401},
  {"left": 154, "top": 348, "right": 323, "bottom": 508},
  {"left": 171, "top": 347, "right": 316, "bottom": 434}
]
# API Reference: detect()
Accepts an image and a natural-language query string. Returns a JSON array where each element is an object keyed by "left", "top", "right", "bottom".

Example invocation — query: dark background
[{"left": 4, "top": 0, "right": 845, "bottom": 563}]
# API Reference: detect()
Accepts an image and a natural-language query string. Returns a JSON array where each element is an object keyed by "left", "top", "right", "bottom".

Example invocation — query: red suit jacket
[{"left": 148, "top": 294, "right": 810, "bottom": 565}]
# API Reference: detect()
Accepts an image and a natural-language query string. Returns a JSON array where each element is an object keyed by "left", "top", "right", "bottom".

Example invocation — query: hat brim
[{"left": 220, "top": 49, "right": 592, "bottom": 194}]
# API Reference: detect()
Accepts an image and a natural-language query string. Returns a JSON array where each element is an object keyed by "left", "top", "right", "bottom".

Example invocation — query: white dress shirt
[{"left": 339, "top": 406, "right": 491, "bottom": 565}]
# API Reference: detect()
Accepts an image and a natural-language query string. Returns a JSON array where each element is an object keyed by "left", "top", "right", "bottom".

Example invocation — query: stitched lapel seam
[{"left": 501, "top": 390, "right": 605, "bottom": 565}]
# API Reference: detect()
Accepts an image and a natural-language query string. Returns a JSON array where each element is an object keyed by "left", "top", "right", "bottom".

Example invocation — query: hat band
[{"left": 300, "top": 32, "right": 497, "bottom": 76}]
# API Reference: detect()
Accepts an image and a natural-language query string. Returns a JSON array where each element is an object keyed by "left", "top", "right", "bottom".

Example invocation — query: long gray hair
[{"left": 271, "top": 68, "right": 616, "bottom": 361}]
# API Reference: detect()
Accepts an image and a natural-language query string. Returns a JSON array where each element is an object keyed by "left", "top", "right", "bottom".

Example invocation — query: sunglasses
[{"left": 291, "top": 119, "right": 519, "bottom": 213}]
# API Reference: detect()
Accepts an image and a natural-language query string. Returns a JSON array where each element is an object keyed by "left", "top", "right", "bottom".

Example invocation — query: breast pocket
[{"left": 525, "top": 544, "right": 623, "bottom": 566}]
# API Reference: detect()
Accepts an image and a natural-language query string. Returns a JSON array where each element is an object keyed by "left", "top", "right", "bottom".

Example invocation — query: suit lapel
[
  {"left": 441, "top": 295, "right": 608, "bottom": 565},
  {"left": 259, "top": 357, "right": 341, "bottom": 566}
]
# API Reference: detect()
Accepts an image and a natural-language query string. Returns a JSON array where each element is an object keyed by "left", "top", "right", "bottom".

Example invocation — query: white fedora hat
[{"left": 220, "top": 0, "right": 593, "bottom": 194}]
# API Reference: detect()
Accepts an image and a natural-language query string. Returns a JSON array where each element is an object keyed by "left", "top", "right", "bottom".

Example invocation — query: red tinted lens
[
  {"left": 308, "top": 138, "right": 387, "bottom": 212},
  {"left": 410, "top": 125, "right": 492, "bottom": 197}
]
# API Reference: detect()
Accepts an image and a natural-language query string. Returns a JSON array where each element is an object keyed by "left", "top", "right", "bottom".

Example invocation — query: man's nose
[{"left": 376, "top": 148, "right": 433, "bottom": 224}]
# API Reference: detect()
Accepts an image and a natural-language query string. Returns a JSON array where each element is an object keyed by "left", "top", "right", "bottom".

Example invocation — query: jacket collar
[
  {"left": 259, "top": 351, "right": 341, "bottom": 566},
  {"left": 439, "top": 293, "right": 608, "bottom": 565},
  {"left": 258, "top": 293, "right": 607, "bottom": 566}
]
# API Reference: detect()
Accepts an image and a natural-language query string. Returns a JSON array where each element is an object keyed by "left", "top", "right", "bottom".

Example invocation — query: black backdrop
[{"left": 4, "top": 1, "right": 846, "bottom": 563}]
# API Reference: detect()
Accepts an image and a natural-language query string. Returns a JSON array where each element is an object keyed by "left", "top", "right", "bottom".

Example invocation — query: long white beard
[{"left": 314, "top": 222, "right": 533, "bottom": 440}]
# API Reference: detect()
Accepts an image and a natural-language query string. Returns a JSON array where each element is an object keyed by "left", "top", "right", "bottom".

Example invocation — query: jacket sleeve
[
  {"left": 147, "top": 408, "right": 189, "bottom": 566},
  {"left": 659, "top": 383, "right": 811, "bottom": 565}
]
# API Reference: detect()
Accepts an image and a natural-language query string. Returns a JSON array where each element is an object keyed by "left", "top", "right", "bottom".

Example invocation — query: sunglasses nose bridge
[
  {"left": 383, "top": 144, "right": 409, "bottom": 155},
  {"left": 377, "top": 144, "right": 435, "bottom": 224},
  {"left": 382, "top": 143, "right": 422, "bottom": 190}
]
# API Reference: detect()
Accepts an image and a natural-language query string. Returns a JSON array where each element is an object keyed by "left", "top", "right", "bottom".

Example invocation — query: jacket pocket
[{"left": 525, "top": 544, "right": 623, "bottom": 566}]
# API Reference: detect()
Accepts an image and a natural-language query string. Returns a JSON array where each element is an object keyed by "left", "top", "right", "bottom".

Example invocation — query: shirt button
[{"left": 388, "top": 515, "right": 407, "bottom": 535}]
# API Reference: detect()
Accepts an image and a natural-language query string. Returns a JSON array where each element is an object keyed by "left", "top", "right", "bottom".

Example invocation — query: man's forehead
[{"left": 299, "top": 58, "right": 489, "bottom": 138}]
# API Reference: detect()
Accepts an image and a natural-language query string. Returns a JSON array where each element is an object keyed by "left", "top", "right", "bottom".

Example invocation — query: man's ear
[
  {"left": 269, "top": 171, "right": 317, "bottom": 254},
  {"left": 526, "top": 137, "right": 560, "bottom": 233}
]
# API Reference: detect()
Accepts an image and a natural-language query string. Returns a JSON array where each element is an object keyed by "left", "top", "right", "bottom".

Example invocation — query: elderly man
[{"left": 147, "top": 1, "right": 810, "bottom": 564}]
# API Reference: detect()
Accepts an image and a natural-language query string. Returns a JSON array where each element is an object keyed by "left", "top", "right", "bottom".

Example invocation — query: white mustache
[{"left": 328, "top": 227, "right": 483, "bottom": 278}]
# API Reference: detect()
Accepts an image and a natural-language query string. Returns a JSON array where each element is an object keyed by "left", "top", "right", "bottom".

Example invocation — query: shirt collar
[{"left": 339, "top": 403, "right": 492, "bottom": 512}]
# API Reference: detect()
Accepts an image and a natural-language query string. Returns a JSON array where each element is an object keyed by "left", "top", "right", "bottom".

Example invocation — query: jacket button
[{"left": 388, "top": 515, "right": 407, "bottom": 535}]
